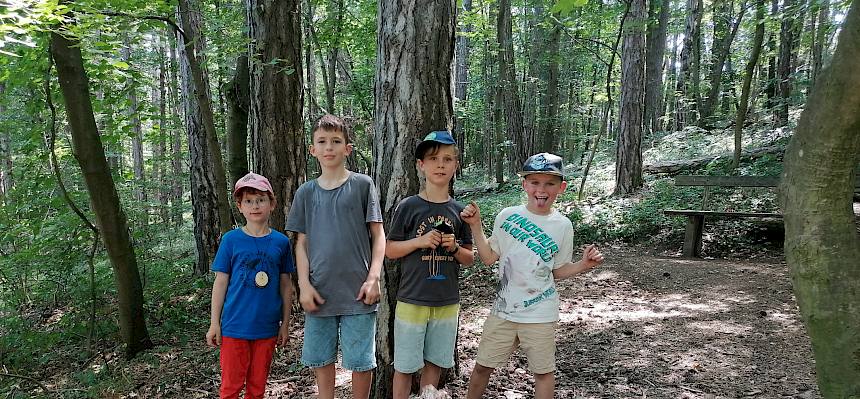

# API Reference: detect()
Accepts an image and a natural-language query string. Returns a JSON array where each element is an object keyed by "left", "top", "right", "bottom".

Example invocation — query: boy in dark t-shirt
[{"left": 386, "top": 131, "right": 475, "bottom": 399}]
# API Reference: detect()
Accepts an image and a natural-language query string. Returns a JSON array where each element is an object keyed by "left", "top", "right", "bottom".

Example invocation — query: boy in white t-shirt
[{"left": 461, "top": 153, "right": 605, "bottom": 399}]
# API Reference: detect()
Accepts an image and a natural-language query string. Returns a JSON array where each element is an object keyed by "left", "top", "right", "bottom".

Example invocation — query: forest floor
[{"left": 252, "top": 245, "right": 817, "bottom": 398}]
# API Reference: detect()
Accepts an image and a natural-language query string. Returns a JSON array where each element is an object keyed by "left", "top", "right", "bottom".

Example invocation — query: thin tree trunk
[
  {"left": 122, "top": 40, "right": 146, "bottom": 205},
  {"left": 372, "top": 0, "right": 455, "bottom": 395},
  {"left": 539, "top": 16, "right": 562, "bottom": 153},
  {"left": 812, "top": 0, "right": 830, "bottom": 84},
  {"left": 498, "top": 0, "right": 528, "bottom": 173},
  {"left": 247, "top": 0, "right": 305, "bottom": 233},
  {"left": 776, "top": 0, "right": 797, "bottom": 126},
  {"left": 167, "top": 31, "right": 184, "bottom": 228},
  {"left": 0, "top": 83, "right": 10, "bottom": 198},
  {"left": 156, "top": 35, "right": 170, "bottom": 224},
  {"left": 675, "top": 0, "right": 703, "bottom": 127},
  {"left": 50, "top": 24, "right": 153, "bottom": 360},
  {"left": 733, "top": 0, "right": 765, "bottom": 169},
  {"left": 645, "top": 0, "right": 670, "bottom": 134},
  {"left": 701, "top": 0, "right": 747, "bottom": 122},
  {"left": 779, "top": 1, "right": 860, "bottom": 394},
  {"left": 614, "top": 0, "right": 646, "bottom": 196},
  {"left": 454, "top": 0, "right": 472, "bottom": 176}
]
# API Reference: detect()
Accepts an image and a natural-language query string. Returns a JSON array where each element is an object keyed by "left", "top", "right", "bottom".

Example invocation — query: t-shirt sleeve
[
  {"left": 280, "top": 236, "right": 296, "bottom": 274},
  {"left": 365, "top": 177, "right": 383, "bottom": 223},
  {"left": 211, "top": 232, "right": 233, "bottom": 273},
  {"left": 285, "top": 184, "right": 307, "bottom": 233},
  {"left": 553, "top": 219, "right": 575, "bottom": 269},
  {"left": 387, "top": 199, "right": 411, "bottom": 241}
]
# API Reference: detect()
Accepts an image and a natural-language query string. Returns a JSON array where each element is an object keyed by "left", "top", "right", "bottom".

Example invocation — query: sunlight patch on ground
[
  {"left": 559, "top": 292, "right": 735, "bottom": 327},
  {"left": 686, "top": 319, "right": 752, "bottom": 335}
]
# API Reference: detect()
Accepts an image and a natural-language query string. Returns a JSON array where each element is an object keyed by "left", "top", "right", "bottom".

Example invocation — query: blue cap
[
  {"left": 518, "top": 153, "right": 564, "bottom": 177},
  {"left": 415, "top": 130, "right": 456, "bottom": 159}
]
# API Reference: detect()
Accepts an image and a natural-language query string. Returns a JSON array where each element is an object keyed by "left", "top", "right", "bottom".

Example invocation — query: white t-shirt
[{"left": 488, "top": 205, "right": 574, "bottom": 323}]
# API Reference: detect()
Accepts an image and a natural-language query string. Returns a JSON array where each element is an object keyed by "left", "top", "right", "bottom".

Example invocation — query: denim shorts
[
  {"left": 301, "top": 312, "right": 377, "bottom": 372},
  {"left": 393, "top": 302, "right": 459, "bottom": 373}
]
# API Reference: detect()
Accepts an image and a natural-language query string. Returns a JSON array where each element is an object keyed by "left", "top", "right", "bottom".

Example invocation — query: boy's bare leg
[
  {"left": 534, "top": 372, "right": 555, "bottom": 399},
  {"left": 393, "top": 370, "right": 413, "bottom": 399},
  {"left": 314, "top": 364, "right": 336, "bottom": 399},
  {"left": 466, "top": 364, "right": 494, "bottom": 399},
  {"left": 351, "top": 370, "right": 373, "bottom": 399},
  {"left": 419, "top": 362, "right": 442, "bottom": 389}
]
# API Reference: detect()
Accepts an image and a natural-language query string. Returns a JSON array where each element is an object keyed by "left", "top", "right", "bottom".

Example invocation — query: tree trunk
[
  {"left": 498, "top": 0, "right": 528, "bottom": 173},
  {"left": 155, "top": 35, "right": 170, "bottom": 224},
  {"left": 0, "top": 83, "right": 10, "bottom": 198},
  {"left": 776, "top": 0, "right": 796, "bottom": 126},
  {"left": 166, "top": 31, "right": 185, "bottom": 227},
  {"left": 454, "top": 0, "right": 472, "bottom": 176},
  {"left": 614, "top": 0, "right": 646, "bottom": 196},
  {"left": 50, "top": 26, "right": 153, "bottom": 360},
  {"left": 733, "top": 0, "right": 765, "bottom": 169},
  {"left": 645, "top": 0, "right": 670, "bottom": 134},
  {"left": 779, "top": 1, "right": 860, "bottom": 395},
  {"left": 538, "top": 16, "right": 562, "bottom": 153},
  {"left": 701, "top": 0, "right": 746, "bottom": 122},
  {"left": 372, "top": 0, "right": 455, "bottom": 395},
  {"left": 122, "top": 40, "right": 146, "bottom": 205},
  {"left": 247, "top": 0, "right": 305, "bottom": 233},
  {"left": 811, "top": 0, "right": 830, "bottom": 84},
  {"left": 177, "top": 0, "right": 233, "bottom": 234},
  {"left": 226, "top": 54, "right": 250, "bottom": 187},
  {"left": 176, "top": 2, "right": 224, "bottom": 275},
  {"left": 675, "top": 0, "right": 703, "bottom": 127}
]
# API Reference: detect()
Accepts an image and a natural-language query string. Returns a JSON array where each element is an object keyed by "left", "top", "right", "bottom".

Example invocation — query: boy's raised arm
[
  {"left": 357, "top": 222, "right": 385, "bottom": 304},
  {"left": 460, "top": 201, "right": 500, "bottom": 265}
]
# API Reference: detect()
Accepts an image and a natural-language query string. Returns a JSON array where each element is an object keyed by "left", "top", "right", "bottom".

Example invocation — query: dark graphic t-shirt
[{"left": 388, "top": 196, "right": 473, "bottom": 306}]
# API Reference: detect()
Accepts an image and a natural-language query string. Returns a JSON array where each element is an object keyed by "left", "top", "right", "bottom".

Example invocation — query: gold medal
[{"left": 254, "top": 271, "right": 269, "bottom": 287}]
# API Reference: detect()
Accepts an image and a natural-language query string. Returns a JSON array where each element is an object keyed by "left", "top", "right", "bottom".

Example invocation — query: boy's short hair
[
  {"left": 312, "top": 114, "right": 352, "bottom": 144},
  {"left": 415, "top": 130, "right": 458, "bottom": 160},
  {"left": 233, "top": 172, "right": 275, "bottom": 201},
  {"left": 518, "top": 153, "right": 564, "bottom": 179}
]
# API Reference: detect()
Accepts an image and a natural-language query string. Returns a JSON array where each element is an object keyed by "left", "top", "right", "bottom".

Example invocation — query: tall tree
[
  {"left": 700, "top": 0, "right": 747, "bottom": 122},
  {"left": 372, "top": 0, "right": 455, "bottom": 395},
  {"left": 497, "top": 0, "right": 529, "bottom": 172},
  {"left": 614, "top": 0, "right": 647, "bottom": 196},
  {"left": 454, "top": 0, "right": 472, "bottom": 169},
  {"left": 775, "top": 0, "right": 797, "bottom": 126},
  {"left": 177, "top": 0, "right": 226, "bottom": 275},
  {"left": 674, "top": 0, "right": 703, "bottom": 127},
  {"left": 225, "top": 54, "right": 250, "bottom": 187},
  {"left": 0, "top": 82, "right": 10, "bottom": 198},
  {"left": 538, "top": 16, "right": 562, "bottom": 153},
  {"left": 811, "top": 0, "right": 830, "bottom": 84},
  {"left": 645, "top": 0, "right": 670, "bottom": 134},
  {"left": 122, "top": 40, "right": 146, "bottom": 205},
  {"left": 50, "top": 18, "right": 153, "bottom": 359},
  {"left": 247, "top": 0, "right": 306, "bottom": 232},
  {"left": 732, "top": 0, "right": 766, "bottom": 169},
  {"left": 779, "top": 0, "right": 860, "bottom": 394}
]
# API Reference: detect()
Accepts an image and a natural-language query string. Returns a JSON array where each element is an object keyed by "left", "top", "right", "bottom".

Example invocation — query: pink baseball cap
[{"left": 233, "top": 172, "right": 273, "bottom": 196}]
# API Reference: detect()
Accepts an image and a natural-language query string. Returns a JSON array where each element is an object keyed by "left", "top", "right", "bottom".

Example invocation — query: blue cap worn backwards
[
  {"left": 518, "top": 152, "right": 564, "bottom": 177},
  {"left": 414, "top": 130, "right": 457, "bottom": 159}
]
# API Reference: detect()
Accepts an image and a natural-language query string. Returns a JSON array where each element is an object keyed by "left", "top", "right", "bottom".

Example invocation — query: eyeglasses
[{"left": 241, "top": 197, "right": 270, "bottom": 207}]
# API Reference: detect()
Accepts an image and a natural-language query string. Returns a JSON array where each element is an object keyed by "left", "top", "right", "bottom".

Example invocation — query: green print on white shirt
[{"left": 499, "top": 212, "right": 560, "bottom": 262}]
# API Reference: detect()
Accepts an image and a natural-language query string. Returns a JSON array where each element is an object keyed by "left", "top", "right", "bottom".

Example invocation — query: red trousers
[{"left": 220, "top": 336, "right": 277, "bottom": 399}]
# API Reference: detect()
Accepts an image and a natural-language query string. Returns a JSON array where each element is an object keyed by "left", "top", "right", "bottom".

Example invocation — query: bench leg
[{"left": 682, "top": 215, "right": 704, "bottom": 257}]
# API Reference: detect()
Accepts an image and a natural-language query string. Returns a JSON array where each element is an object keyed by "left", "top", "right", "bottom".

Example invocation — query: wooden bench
[{"left": 664, "top": 175, "right": 782, "bottom": 258}]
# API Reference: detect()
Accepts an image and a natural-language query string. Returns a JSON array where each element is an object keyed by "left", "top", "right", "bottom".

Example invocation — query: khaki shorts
[{"left": 475, "top": 314, "right": 557, "bottom": 374}]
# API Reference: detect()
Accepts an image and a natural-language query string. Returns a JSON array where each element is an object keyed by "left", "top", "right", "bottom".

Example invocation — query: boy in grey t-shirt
[{"left": 286, "top": 115, "right": 385, "bottom": 399}]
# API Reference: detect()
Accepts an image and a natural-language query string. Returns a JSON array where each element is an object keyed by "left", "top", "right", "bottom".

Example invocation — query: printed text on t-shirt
[{"left": 500, "top": 213, "right": 559, "bottom": 262}]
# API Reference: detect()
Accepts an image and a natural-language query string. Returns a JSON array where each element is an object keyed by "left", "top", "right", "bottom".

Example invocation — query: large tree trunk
[
  {"left": 645, "top": 0, "right": 670, "bottom": 134},
  {"left": 225, "top": 54, "right": 250, "bottom": 187},
  {"left": 538, "top": 16, "right": 562, "bottom": 153},
  {"left": 177, "top": 0, "right": 233, "bottom": 235},
  {"left": 50, "top": 27, "right": 153, "bottom": 360},
  {"left": 372, "top": 0, "right": 455, "bottom": 396},
  {"left": 176, "top": 1, "right": 224, "bottom": 275},
  {"left": 247, "top": 0, "right": 305, "bottom": 232},
  {"left": 779, "top": 1, "right": 860, "bottom": 395},
  {"left": 733, "top": 0, "right": 766, "bottom": 169},
  {"left": 614, "top": 0, "right": 646, "bottom": 196},
  {"left": 497, "top": 0, "right": 528, "bottom": 173},
  {"left": 454, "top": 0, "right": 472, "bottom": 175},
  {"left": 776, "top": 0, "right": 797, "bottom": 126}
]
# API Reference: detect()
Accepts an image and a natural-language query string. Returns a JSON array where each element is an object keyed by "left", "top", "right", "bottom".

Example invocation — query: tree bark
[
  {"left": 176, "top": 1, "right": 224, "bottom": 275},
  {"left": 246, "top": 0, "right": 305, "bottom": 233},
  {"left": 675, "top": 0, "right": 703, "bottom": 127},
  {"left": 733, "top": 0, "right": 765, "bottom": 169},
  {"left": 538, "top": 16, "right": 562, "bottom": 153},
  {"left": 614, "top": 0, "right": 646, "bottom": 196},
  {"left": 155, "top": 35, "right": 170, "bottom": 224},
  {"left": 776, "top": 0, "right": 798, "bottom": 126},
  {"left": 645, "top": 0, "right": 670, "bottom": 134},
  {"left": 811, "top": 0, "right": 830, "bottom": 85},
  {"left": 0, "top": 83, "right": 10, "bottom": 198},
  {"left": 225, "top": 54, "right": 250, "bottom": 187},
  {"left": 779, "top": 1, "right": 860, "bottom": 395},
  {"left": 177, "top": 0, "right": 233, "bottom": 234},
  {"left": 122, "top": 40, "right": 146, "bottom": 205},
  {"left": 167, "top": 31, "right": 184, "bottom": 227},
  {"left": 50, "top": 26, "right": 153, "bottom": 360},
  {"left": 373, "top": 0, "right": 455, "bottom": 395},
  {"left": 454, "top": 0, "right": 472, "bottom": 175},
  {"left": 497, "top": 0, "right": 528, "bottom": 173}
]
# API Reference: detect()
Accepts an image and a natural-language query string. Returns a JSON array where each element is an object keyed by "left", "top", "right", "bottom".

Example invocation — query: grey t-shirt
[
  {"left": 286, "top": 172, "right": 383, "bottom": 316},
  {"left": 388, "top": 195, "right": 473, "bottom": 306}
]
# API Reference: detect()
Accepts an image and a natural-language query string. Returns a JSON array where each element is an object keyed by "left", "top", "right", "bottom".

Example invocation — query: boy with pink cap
[{"left": 206, "top": 172, "right": 295, "bottom": 399}]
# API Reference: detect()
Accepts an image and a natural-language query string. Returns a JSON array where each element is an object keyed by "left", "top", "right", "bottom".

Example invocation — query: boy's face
[
  {"left": 237, "top": 191, "right": 275, "bottom": 225},
  {"left": 522, "top": 173, "right": 566, "bottom": 215},
  {"left": 310, "top": 128, "right": 352, "bottom": 168},
  {"left": 417, "top": 144, "right": 458, "bottom": 187}
]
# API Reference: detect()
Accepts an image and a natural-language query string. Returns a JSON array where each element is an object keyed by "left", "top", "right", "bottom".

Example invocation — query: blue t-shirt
[{"left": 212, "top": 228, "right": 295, "bottom": 340}]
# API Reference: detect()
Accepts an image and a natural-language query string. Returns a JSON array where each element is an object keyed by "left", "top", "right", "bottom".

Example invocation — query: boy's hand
[
  {"left": 581, "top": 244, "right": 605, "bottom": 270},
  {"left": 460, "top": 201, "right": 482, "bottom": 227},
  {"left": 417, "top": 230, "right": 442, "bottom": 250},
  {"left": 277, "top": 324, "right": 290, "bottom": 347},
  {"left": 299, "top": 285, "right": 326, "bottom": 312},
  {"left": 356, "top": 278, "right": 380, "bottom": 305},
  {"left": 206, "top": 324, "right": 221, "bottom": 347},
  {"left": 440, "top": 233, "right": 458, "bottom": 253}
]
